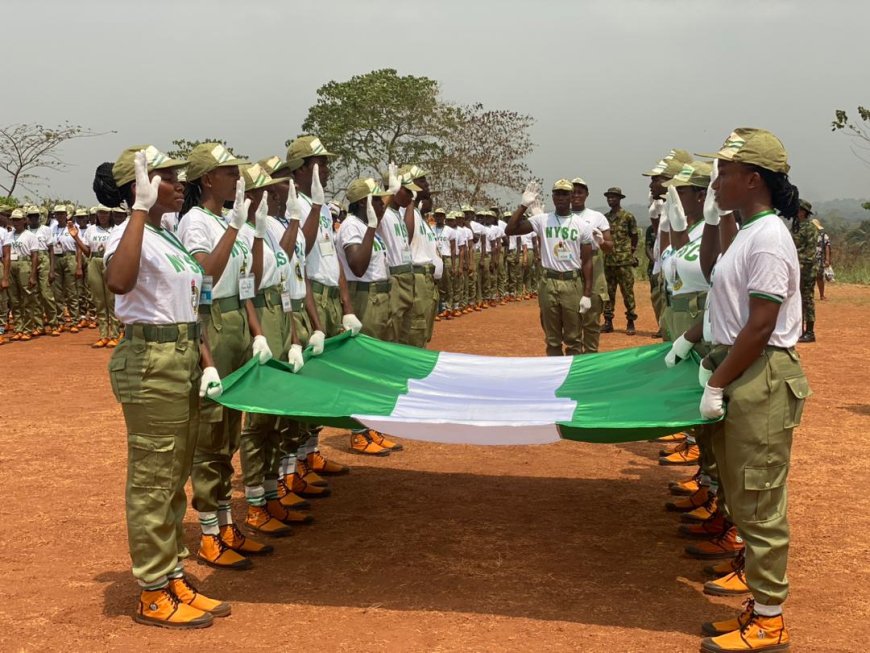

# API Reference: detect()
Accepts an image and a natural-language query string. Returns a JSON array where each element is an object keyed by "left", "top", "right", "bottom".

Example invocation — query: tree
[
  {"left": 831, "top": 106, "right": 870, "bottom": 167},
  {"left": 0, "top": 122, "right": 113, "bottom": 196},
  {"left": 300, "top": 69, "right": 453, "bottom": 192},
  {"left": 433, "top": 103, "right": 536, "bottom": 207},
  {"left": 166, "top": 138, "right": 246, "bottom": 161}
]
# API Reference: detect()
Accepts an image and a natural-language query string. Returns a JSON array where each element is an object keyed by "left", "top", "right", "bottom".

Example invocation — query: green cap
[
  {"left": 663, "top": 161, "right": 713, "bottom": 189},
  {"left": 460, "top": 204, "right": 474, "bottom": 213},
  {"left": 696, "top": 128, "right": 790, "bottom": 174},
  {"left": 10, "top": 208, "right": 25, "bottom": 219},
  {"left": 286, "top": 136, "right": 336, "bottom": 171},
  {"left": 52, "top": 204, "right": 68, "bottom": 214},
  {"left": 552, "top": 179, "right": 573, "bottom": 192},
  {"left": 74, "top": 208, "right": 88, "bottom": 218},
  {"left": 186, "top": 143, "right": 247, "bottom": 182},
  {"left": 240, "top": 163, "right": 284, "bottom": 192},
  {"left": 434, "top": 207, "right": 446, "bottom": 215},
  {"left": 799, "top": 198, "right": 813, "bottom": 215},
  {"left": 604, "top": 186, "right": 625, "bottom": 198},
  {"left": 346, "top": 177, "right": 389, "bottom": 204},
  {"left": 398, "top": 164, "right": 429, "bottom": 180},
  {"left": 446, "top": 211, "right": 459, "bottom": 220},
  {"left": 571, "top": 177, "right": 588, "bottom": 188},
  {"left": 24, "top": 205, "right": 40, "bottom": 215},
  {"left": 113, "top": 145, "right": 187, "bottom": 187},
  {"left": 642, "top": 148, "right": 693, "bottom": 178},
  {"left": 258, "top": 155, "right": 288, "bottom": 177}
]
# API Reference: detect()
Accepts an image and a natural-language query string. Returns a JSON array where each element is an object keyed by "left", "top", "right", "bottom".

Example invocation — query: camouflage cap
[
  {"left": 24, "top": 205, "right": 40, "bottom": 215},
  {"left": 552, "top": 179, "right": 573, "bottom": 192},
  {"left": 642, "top": 148, "right": 693, "bottom": 178},
  {"left": 112, "top": 206, "right": 127, "bottom": 214},
  {"left": 240, "top": 163, "right": 284, "bottom": 193},
  {"left": 258, "top": 155, "right": 288, "bottom": 177},
  {"left": 74, "top": 208, "right": 88, "bottom": 218},
  {"left": 663, "top": 161, "right": 713, "bottom": 189},
  {"left": 186, "top": 143, "right": 247, "bottom": 182},
  {"left": 460, "top": 204, "right": 474, "bottom": 213},
  {"left": 502, "top": 211, "right": 513, "bottom": 218},
  {"left": 799, "top": 198, "right": 813, "bottom": 215},
  {"left": 604, "top": 186, "right": 625, "bottom": 198},
  {"left": 571, "top": 177, "right": 588, "bottom": 188},
  {"left": 89, "top": 206, "right": 98, "bottom": 215},
  {"left": 696, "top": 128, "right": 790, "bottom": 174},
  {"left": 434, "top": 206, "right": 446, "bottom": 215},
  {"left": 446, "top": 211, "right": 459, "bottom": 220},
  {"left": 52, "top": 204, "right": 68, "bottom": 214},
  {"left": 10, "top": 208, "right": 25, "bottom": 219},
  {"left": 286, "top": 136, "right": 335, "bottom": 171},
  {"left": 346, "top": 177, "right": 390, "bottom": 204},
  {"left": 0, "top": 204, "right": 11, "bottom": 215},
  {"left": 398, "top": 164, "right": 429, "bottom": 180},
  {"left": 113, "top": 145, "right": 187, "bottom": 187}
]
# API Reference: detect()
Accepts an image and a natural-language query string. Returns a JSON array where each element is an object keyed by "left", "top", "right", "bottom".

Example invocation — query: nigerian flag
[{"left": 215, "top": 333, "right": 714, "bottom": 445}]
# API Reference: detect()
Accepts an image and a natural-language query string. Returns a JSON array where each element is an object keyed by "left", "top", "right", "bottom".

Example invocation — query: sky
[{"left": 3, "top": 0, "right": 868, "bottom": 208}]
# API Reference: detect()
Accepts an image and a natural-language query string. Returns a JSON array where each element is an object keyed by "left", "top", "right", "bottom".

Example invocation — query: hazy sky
[{"left": 4, "top": 0, "right": 868, "bottom": 208}]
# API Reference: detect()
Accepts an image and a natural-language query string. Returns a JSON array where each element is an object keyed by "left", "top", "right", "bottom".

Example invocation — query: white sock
[
  {"left": 279, "top": 455, "right": 291, "bottom": 477},
  {"left": 168, "top": 563, "right": 184, "bottom": 580},
  {"left": 286, "top": 454, "right": 296, "bottom": 476},
  {"left": 198, "top": 511, "right": 219, "bottom": 535},
  {"left": 138, "top": 576, "right": 168, "bottom": 591},
  {"left": 264, "top": 479, "right": 279, "bottom": 501},
  {"left": 217, "top": 501, "right": 233, "bottom": 526},
  {"left": 245, "top": 485, "right": 266, "bottom": 507},
  {"left": 753, "top": 602, "right": 783, "bottom": 617}
]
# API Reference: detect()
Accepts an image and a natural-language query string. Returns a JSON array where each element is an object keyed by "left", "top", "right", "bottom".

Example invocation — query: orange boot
[
  {"left": 659, "top": 443, "right": 700, "bottom": 466},
  {"left": 167, "top": 577, "right": 231, "bottom": 617},
  {"left": 266, "top": 498, "right": 313, "bottom": 525},
  {"left": 701, "top": 609, "right": 789, "bottom": 652},
  {"left": 219, "top": 523, "right": 273, "bottom": 556},
  {"left": 680, "top": 495, "right": 719, "bottom": 523},
  {"left": 134, "top": 587, "right": 213, "bottom": 629},
  {"left": 366, "top": 430, "right": 403, "bottom": 452},
  {"left": 665, "top": 486, "right": 711, "bottom": 512},
  {"left": 197, "top": 533, "right": 253, "bottom": 570},
  {"left": 277, "top": 478, "right": 311, "bottom": 510},
  {"left": 679, "top": 511, "right": 730, "bottom": 540},
  {"left": 669, "top": 471, "right": 701, "bottom": 496},
  {"left": 685, "top": 526, "right": 744, "bottom": 560},
  {"left": 92, "top": 338, "right": 108, "bottom": 348},
  {"left": 702, "top": 599, "right": 756, "bottom": 637},
  {"left": 307, "top": 450, "right": 350, "bottom": 476},
  {"left": 245, "top": 505, "right": 293, "bottom": 537},
  {"left": 350, "top": 431, "right": 390, "bottom": 456},
  {"left": 288, "top": 459, "right": 332, "bottom": 498},
  {"left": 704, "top": 565, "right": 750, "bottom": 597}
]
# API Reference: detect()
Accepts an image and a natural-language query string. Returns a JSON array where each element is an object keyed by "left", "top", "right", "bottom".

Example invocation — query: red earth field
[{"left": 1, "top": 285, "right": 868, "bottom": 652}]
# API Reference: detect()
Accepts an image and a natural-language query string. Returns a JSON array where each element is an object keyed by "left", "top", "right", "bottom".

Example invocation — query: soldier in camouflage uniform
[
  {"left": 793, "top": 198, "right": 819, "bottom": 342},
  {"left": 603, "top": 190, "right": 639, "bottom": 335}
]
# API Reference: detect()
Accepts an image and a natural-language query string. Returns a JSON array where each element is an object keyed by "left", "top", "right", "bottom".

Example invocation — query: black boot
[
  {"left": 626, "top": 319, "right": 636, "bottom": 336},
  {"left": 602, "top": 317, "right": 614, "bottom": 333},
  {"left": 798, "top": 321, "right": 815, "bottom": 343}
]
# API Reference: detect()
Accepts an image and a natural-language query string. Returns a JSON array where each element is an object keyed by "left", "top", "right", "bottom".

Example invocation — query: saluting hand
[
  {"left": 255, "top": 191, "right": 269, "bottom": 239},
  {"left": 310, "top": 164, "right": 325, "bottom": 206},
  {"left": 228, "top": 179, "right": 250, "bottom": 231},
  {"left": 386, "top": 162, "right": 401, "bottom": 195},
  {"left": 132, "top": 150, "right": 161, "bottom": 212},
  {"left": 286, "top": 180, "right": 302, "bottom": 222},
  {"left": 521, "top": 181, "right": 540, "bottom": 208}
]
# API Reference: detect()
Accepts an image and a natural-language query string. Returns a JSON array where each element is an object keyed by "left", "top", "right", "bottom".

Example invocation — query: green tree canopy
[{"left": 166, "top": 138, "right": 246, "bottom": 161}]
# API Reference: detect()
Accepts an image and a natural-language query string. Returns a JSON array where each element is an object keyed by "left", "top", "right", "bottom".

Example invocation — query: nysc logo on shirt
[
  {"left": 275, "top": 249, "right": 289, "bottom": 267},
  {"left": 394, "top": 221, "right": 408, "bottom": 238},
  {"left": 545, "top": 226, "right": 580, "bottom": 241},
  {"left": 165, "top": 252, "right": 202, "bottom": 274},
  {"left": 230, "top": 239, "right": 250, "bottom": 259}
]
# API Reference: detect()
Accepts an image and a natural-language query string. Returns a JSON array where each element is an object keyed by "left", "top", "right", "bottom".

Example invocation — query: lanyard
[
  {"left": 202, "top": 207, "right": 228, "bottom": 231},
  {"left": 741, "top": 209, "right": 776, "bottom": 228},
  {"left": 146, "top": 223, "right": 205, "bottom": 273}
]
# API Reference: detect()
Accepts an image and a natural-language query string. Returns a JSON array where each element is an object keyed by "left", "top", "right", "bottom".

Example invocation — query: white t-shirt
[
  {"left": 266, "top": 217, "right": 308, "bottom": 300},
  {"left": 486, "top": 224, "right": 501, "bottom": 246},
  {"left": 434, "top": 225, "right": 457, "bottom": 257},
  {"left": 336, "top": 216, "right": 388, "bottom": 283},
  {"left": 377, "top": 207, "right": 412, "bottom": 268},
  {"left": 469, "top": 221, "right": 487, "bottom": 253},
  {"left": 297, "top": 192, "right": 340, "bottom": 286},
  {"left": 28, "top": 225, "right": 53, "bottom": 251},
  {"left": 83, "top": 226, "right": 113, "bottom": 257},
  {"left": 238, "top": 222, "right": 284, "bottom": 290},
  {"left": 663, "top": 221, "right": 710, "bottom": 297},
  {"left": 9, "top": 230, "right": 38, "bottom": 261},
  {"left": 527, "top": 212, "right": 594, "bottom": 272},
  {"left": 0, "top": 228, "right": 9, "bottom": 250},
  {"left": 177, "top": 206, "right": 252, "bottom": 300},
  {"left": 452, "top": 225, "right": 468, "bottom": 249},
  {"left": 105, "top": 222, "right": 203, "bottom": 324},
  {"left": 708, "top": 212, "right": 801, "bottom": 348},
  {"left": 403, "top": 207, "right": 436, "bottom": 266},
  {"left": 161, "top": 212, "right": 179, "bottom": 232},
  {"left": 521, "top": 232, "right": 534, "bottom": 252},
  {"left": 572, "top": 208, "right": 610, "bottom": 252},
  {"left": 52, "top": 225, "right": 77, "bottom": 254}
]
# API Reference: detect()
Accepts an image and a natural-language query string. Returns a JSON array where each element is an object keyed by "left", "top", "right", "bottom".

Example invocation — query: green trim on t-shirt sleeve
[{"left": 749, "top": 291, "right": 784, "bottom": 304}]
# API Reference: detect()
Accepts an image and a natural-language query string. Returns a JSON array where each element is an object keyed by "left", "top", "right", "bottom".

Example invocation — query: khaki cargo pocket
[
  {"left": 742, "top": 463, "right": 789, "bottom": 523},
  {"left": 783, "top": 376, "right": 811, "bottom": 429},
  {"left": 108, "top": 356, "right": 126, "bottom": 403},
  {"left": 128, "top": 433, "right": 176, "bottom": 490}
]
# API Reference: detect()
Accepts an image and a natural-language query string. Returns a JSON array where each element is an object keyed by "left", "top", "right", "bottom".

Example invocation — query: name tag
[
  {"left": 238, "top": 273, "right": 256, "bottom": 300},
  {"left": 401, "top": 248, "right": 412, "bottom": 264},
  {"left": 53, "top": 243, "right": 63, "bottom": 254},
  {"left": 200, "top": 275, "right": 213, "bottom": 306},
  {"left": 318, "top": 233, "right": 335, "bottom": 256},
  {"left": 556, "top": 243, "right": 572, "bottom": 261},
  {"left": 10, "top": 251, "right": 19, "bottom": 261},
  {"left": 281, "top": 291, "right": 292, "bottom": 313}
]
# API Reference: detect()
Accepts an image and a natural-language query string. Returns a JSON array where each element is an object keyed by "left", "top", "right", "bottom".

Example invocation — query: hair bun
[{"left": 93, "top": 162, "right": 123, "bottom": 208}]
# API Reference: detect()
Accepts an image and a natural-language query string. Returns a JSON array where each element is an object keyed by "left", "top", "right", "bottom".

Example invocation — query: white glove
[
  {"left": 521, "top": 181, "right": 541, "bottom": 208},
  {"left": 591, "top": 227, "right": 604, "bottom": 245},
  {"left": 342, "top": 313, "right": 363, "bottom": 335},
  {"left": 308, "top": 330, "right": 325, "bottom": 356},
  {"left": 228, "top": 178, "right": 250, "bottom": 230},
  {"left": 665, "top": 333, "right": 693, "bottom": 367},
  {"left": 252, "top": 334, "right": 273, "bottom": 365},
  {"left": 529, "top": 198, "right": 544, "bottom": 216},
  {"left": 288, "top": 343, "right": 304, "bottom": 373},
  {"left": 698, "top": 359, "right": 713, "bottom": 388},
  {"left": 704, "top": 160, "right": 724, "bottom": 226},
  {"left": 578, "top": 295, "right": 592, "bottom": 314},
  {"left": 386, "top": 161, "right": 401, "bottom": 194},
  {"left": 366, "top": 194, "right": 378, "bottom": 228},
  {"left": 285, "top": 180, "right": 302, "bottom": 222},
  {"left": 648, "top": 197, "right": 665, "bottom": 221},
  {"left": 199, "top": 366, "right": 223, "bottom": 399},
  {"left": 659, "top": 201, "right": 671, "bottom": 233},
  {"left": 132, "top": 150, "right": 161, "bottom": 212},
  {"left": 666, "top": 185, "right": 688, "bottom": 232},
  {"left": 699, "top": 384, "right": 725, "bottom": 419},
  {"left": 254, "top": 191, "right": 269, "bottom": 238},
  {"left": 310, "top": 163, "right": 325, "bottom": 205}
]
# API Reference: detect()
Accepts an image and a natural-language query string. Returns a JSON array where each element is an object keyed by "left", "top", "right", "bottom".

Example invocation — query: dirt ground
[{"left": 1, "top": 285, "right": 868, "bottom": 653}]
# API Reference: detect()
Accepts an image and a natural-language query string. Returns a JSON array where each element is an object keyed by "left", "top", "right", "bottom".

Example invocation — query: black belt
[
  {"left": 543, "top": 269, "right": 581, "bottom": 280},
  {"left": 349, "top": 280, "right": 391, "bottom": 293},
  {"left": 310, "top": 280, "right": 339, "bottom": 298},
  {"left": 124, "top": 322, "right": 200, "bottom": 343},
  {"left": 389, "top": 264, "right": 413, "bottom": 275},
  {"left": 290, "top": 298, "right": 305, "bottom": 312},
  {"left": 413, "top": 264, "right": 435, "bottom": 275},
  {"left": 198, "top": 295, "right": 242, "bottom": 315},
  {"left": 251, "top": 285, "right": 283, "bottom": 309},
  {"left": 55, "top": 251, "right": 75, "bottom": 257}
]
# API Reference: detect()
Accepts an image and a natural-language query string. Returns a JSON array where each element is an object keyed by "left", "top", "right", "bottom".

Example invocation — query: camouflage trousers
[
  {"left": 800, "top": 265, "right": 816, "bottom": 326},
  {"left": 604, "top": 264, "right": 637, "bottom": 321}
]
